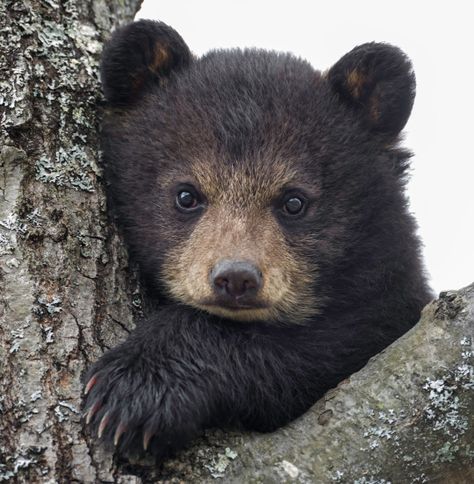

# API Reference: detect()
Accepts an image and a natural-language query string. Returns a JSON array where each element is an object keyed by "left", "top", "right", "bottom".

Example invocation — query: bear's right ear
[{"left": 100, "top": 20, "right": 192, "bottom": 106}]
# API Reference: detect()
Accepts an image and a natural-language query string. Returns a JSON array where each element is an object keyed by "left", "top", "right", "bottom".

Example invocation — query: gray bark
[
  {"left": 0, "top": 1, "right": 142, "bottom": 482},
  {"left": 1, "top": 2, "right": 473, "bottom": 483}
]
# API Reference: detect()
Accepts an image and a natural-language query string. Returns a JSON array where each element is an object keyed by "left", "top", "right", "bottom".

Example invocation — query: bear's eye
[
  {"left": 176, "top": 190, "right": 199, "bottom": 211},
  {"left": 283, "top": 197, "right": 305, "bottom": 215}
]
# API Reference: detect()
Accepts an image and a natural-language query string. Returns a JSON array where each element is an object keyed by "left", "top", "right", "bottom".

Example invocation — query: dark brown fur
[{"left": 83, "top": 20, "right": 432, "bottom": 460}]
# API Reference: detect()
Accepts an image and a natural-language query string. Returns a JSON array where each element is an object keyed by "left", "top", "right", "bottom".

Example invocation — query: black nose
[{"left": 211, "top": 260, "right": 262, "bottom": 300}]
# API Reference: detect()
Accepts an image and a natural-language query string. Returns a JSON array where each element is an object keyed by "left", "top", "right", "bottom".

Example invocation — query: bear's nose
[{"left": 211, "top": 260, "right": 262, "bottom": 301}]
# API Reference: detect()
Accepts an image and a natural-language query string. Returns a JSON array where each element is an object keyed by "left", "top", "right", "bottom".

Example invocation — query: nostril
[
  {"left": 243, "top": 279, "right": 255, "bottom": 290},
  {"left": 214, "top": 276, "right": 228, "bottom": 290}
]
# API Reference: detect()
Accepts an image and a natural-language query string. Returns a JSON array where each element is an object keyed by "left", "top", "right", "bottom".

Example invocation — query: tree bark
[
  {"left": 0, "top": 1, "right": 142, "bottom": 482},
  {"left": 1, "top": 2, "right": 473, "bottom": 483}
]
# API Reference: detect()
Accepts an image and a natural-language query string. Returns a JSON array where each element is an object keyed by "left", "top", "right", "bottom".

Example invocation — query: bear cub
[{"left": 84, "top": 19, "right": 431, "bottom": 458}]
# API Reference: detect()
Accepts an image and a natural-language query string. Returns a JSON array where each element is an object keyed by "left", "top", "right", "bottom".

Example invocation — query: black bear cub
[{"left": 84, "top": 19, "right": 431, "bottom": 458}]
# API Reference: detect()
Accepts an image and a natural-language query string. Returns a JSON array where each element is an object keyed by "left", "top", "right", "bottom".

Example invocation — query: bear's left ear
[
  {"left": 327, "top": 43, "right": 415, "bottom": 138},
  {"left": 100, "top": 20, "right": 192, "bottom": 106}
]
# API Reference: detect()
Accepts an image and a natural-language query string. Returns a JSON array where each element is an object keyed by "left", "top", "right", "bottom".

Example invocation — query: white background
[{"left": 137, "top": 0, "right": 474, "bottom": 294}]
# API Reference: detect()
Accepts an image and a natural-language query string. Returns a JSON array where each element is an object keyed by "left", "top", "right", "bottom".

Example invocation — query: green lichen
[
  {"left": 0, "top": 213, "right": 24, "bottom": 255},
  {"left": 54, "top": 401, "right": 79, "bottom": 423},
  {"left": 203, "top": 447, "right": 239, "bottom": 479},
  {"left": 0, "top": 209, "right": 44, "bottom": 255},
  {"left": 330, "top": 324, "right": 473, "bottom": 483},
  {"left": 35, "top": 294, "right": 62, "bottom": 316},
  {"left": 0, "top": 447, "right": 48, "bottom": 482},
  {"left": 35, "top": 146, "right": 96, "bottom": 192},
  {"left": 0, "top": 0, "right": 103, "bottom": 192}
]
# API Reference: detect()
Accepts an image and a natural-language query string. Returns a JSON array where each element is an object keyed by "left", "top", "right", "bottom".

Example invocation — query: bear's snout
[{"left": 210, "top": 259, "right": 263, "bottom": 307}]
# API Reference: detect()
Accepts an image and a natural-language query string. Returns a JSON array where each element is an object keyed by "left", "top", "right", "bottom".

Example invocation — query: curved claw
[
  {"left": 85, "top": 400, "right": 102, "bottom": 425},
  {"left": 98, "top": 411, "right": 110, "bottom": 438},
  {"left": 114, "top": 422, "right": 127, "bottom": 447},
  {"left": 143, "top": 429, "right": 155, "bottom": 451},
  {"left": 84, "top": 374, "right": 98, "bottom": 395}
]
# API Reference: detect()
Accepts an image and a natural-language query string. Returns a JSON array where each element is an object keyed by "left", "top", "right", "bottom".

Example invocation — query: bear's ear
[
  {"left": 327, "top": 43, "right": 415, "bottom": 138},
  {"left": 100, "top": 20, "right": 192, "bottom": 106}
]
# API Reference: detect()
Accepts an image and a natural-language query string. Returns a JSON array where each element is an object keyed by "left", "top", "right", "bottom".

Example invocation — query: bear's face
[{"left": 101, "top": 21, "right": 415, "bottom": 324}]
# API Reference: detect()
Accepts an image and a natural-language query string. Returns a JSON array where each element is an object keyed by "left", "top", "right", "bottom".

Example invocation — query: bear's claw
[
  {"left": 98, "top": 411, "right": 110, "bottom": 438},
  {"left": 84, "top": 374, "right": 98, "bottom": 395},
  {"left": 143, "top": 430, "right": 154, "bottom": 451},
  {"left": 114, "top": 422, "right": 127, "bottom": 446},
  {"left": 85, "top": 400, "right": 102, "bottom": 424}
]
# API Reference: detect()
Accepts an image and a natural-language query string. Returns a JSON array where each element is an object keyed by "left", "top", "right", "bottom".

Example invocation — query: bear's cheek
[{"left": 160, "top": 208, "right": 318, "bottom": 322}]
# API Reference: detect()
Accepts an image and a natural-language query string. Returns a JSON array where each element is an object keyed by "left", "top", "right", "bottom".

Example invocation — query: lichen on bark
[{"left": 0, "top": 1, "right": 142, "bottom": 482}]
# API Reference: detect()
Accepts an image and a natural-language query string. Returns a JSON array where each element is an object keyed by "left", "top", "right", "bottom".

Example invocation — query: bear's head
[{"left": 101, "top": 20, "right": 416, "bottom": 324}]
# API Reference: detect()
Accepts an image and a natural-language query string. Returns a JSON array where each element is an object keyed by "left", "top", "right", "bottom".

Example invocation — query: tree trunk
[
  {"left": 0, "top": 1, "right": 142, "bottom": 482},
  {"left": 1, "top": 2, "right": 473, "bottom": 483}
]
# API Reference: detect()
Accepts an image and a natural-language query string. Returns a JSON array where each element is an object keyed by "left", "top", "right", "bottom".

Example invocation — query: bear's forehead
[
  {"left": 158, "top": 50, "right": 326, "bottom": 144},
  {"left": 190, "top": 156, "right": 300, "bottom": 206},
  {"left": 131, "top": 51, "right": 345, "bottom": 203}
]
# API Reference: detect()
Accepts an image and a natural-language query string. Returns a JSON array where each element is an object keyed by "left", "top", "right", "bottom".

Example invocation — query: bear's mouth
[
  {"left": 198, "top": 298, "right": 269, "bottom": 311},
  {"left": 196, "top": 297, "right": 272, "bottom": 321}
]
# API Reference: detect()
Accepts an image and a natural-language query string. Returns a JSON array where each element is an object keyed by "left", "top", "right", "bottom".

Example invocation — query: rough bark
[
  {"left": 0, "top": 1, "right": 142, "bottom": 482},
  {"left": 0, "top": 2, "right": 473, "bottom": 483}
]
